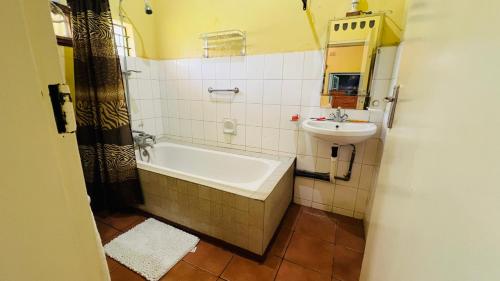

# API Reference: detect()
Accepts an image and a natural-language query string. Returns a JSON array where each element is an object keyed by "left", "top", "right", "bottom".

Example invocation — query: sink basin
[{"left": 302, "top": 119, "right": 377, "bottom": 145}]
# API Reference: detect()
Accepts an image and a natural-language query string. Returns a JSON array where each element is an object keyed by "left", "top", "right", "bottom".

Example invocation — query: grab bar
[{"left": 208, "top": 87, "right": 239, "bottom": 94}]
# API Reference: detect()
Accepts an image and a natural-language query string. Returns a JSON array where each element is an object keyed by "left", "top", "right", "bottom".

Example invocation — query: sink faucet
[{"left": 328, "top": 107, "right": 349, "bottom": 122}]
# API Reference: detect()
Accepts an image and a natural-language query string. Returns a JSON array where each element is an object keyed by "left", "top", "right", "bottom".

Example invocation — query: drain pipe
[{"left": 295, "top": 144, "right": 356, "bottom": 182}]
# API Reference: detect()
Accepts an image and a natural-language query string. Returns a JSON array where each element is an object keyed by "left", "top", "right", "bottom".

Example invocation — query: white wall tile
[
  {"left": 281, "top": 80, "right": 302, "bottom": 105},
  {"left": 354, "top": 189, "right": 369, "bottom": 214},
  {"left": 215, "top": 57, "right": 230, "bottom": 79},
  {"left": 189, "top": 79, "right": 203, "bottom": 100},
  {"left": 262, "top": 127, "right": 279, "bottom": 151},
  {"left": 278, "top": 129, "right": 298, "bottom": 153},
  {"left": 165, "top": 80, "right": 178, "bottom": 99},
  {"left": 333, "top": 185, "right": 357, "bottom": 211},
  {"left": 139, "top": 79, "right": 153, "bottom": 99},
  {"left": 246, "top": 104, "right": 262, "bottom": 126},
  {"left": 263, "top": 80, "right": 282, "bottom": 104},
  {"left": 303, "top": 50, "right": 324, "bottom": 79},
  {"left": 201, "top": 58, "right": 216, "bottom": 79},
  {"left": 153, "top": 101, "right": 162, "bottom": 118},
  {"left": 246, "top": 80, "right": 264, "bottom": 104},
  {"left": 262, "top": 105, "right": 281, "bottom": 128},
  {"left": 176, "top": 59, "right": 189, "bottom": 80},
  {"left": 151, "top": 81, "right": 161, "bottom": 100},
  {"left": 188, "top": 58, "right": 202, "bottom": 79},
  {"left": 141, "top": 100, "right": 154, "bottom": 119},
  {"left": 164, "top": 60, "right": 177, "bottom": 80},
  {"left": 179, "top": 119, "right": 192, "bottom": 138},
  {"left": 294, "top": 177, "right": 314, "bottom": 200},
  {"left": 191, "top": 120, "right": 204, "bottom": 139},
  {"left": 203, "top": 121, "right": 217, "bottom": 141},
  {"left": 246, "top": 55, "right": 265, "bottom": 79},
  {"left": 297, "top": 155, "right": 316, "bottom": 171},
  {"left": 297, "top": 131, "right": 318, "bottom": 156},
  {"left": 177, "top": 100, "right": 191, "bottom": 119},
  {"left": 168, "top": 118, "right": 179, "bottom": 136},
  {"left": 230, "top": 56, "right": 246, "bottom": 79},
  {"left": 216, "top": 103, "right": 231, "bottom": 122},
  {"left": 231, "top": 80, "right": 246, "bottom": 103},
  {"left": 203, "top": 101, "right": 217, "bottom": 121},
  {"left": 231, "top": 103, "right": 246, "bottom": 124},
  {"left": 231, "top": 124, "right": 246, "bottom": 145},
  {"left": 245, "top": 126, "right": 262, "bottom": 148},
  {"left": 263, "top": 53, "right": 283, "bottom": 79},
  {"left": 191, "top": 101, "right": 203, "bottom": 120},
  {"left": 166, "top": 100, "right": 178, "bottom": 117},
  {"left": 283, "top": 52, "right": 304, "bottom": 79},
  {"left": 359, "top": 165, "right": 375, "bottom": 190},
  {"left": 301, "top": 79, "right": 322, "bottom": 107},
  {"left": 313, "top": 181, "right": 334, "bottom": 205},
  {"left": 280, "top": 105, "right": 300, "bottom": 130}
]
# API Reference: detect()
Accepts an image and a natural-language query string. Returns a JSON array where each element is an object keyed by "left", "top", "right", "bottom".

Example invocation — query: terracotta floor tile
[
  {"left": 110, "top": 264, "right": 146, "bottom": 281},
  {"left": 100, "top": 212, "right": 147, "bottom": 232},
  {"left": 301, "top": 206, "right": 334, "bottom": 218},
  {"left": 269, "top": 226, "right": 294, "bottom": 257},
  {"left": 335, "top": 222, "right": 365, "bottom": 253},
  {"left": 281, "top": 204, "right": 302, "bottom": 230},
  {"left": 221, "top": 255, "right": 282, "bottom": 281},
  {"left": 96, "top": 221, "right": 121, "bottom": 244},
  {"left": 284, "top": 233, "right": 334, "bottom": 276},
  {"left": 295, "top": 212, "right": 337, "bottom": 243},
  {"left": 106, "top": 256, "right": 122, "bottom": 273},
  {"left": 333, "top": 245, "right": 363, "bottom": 281},
  {"left": 160, "top": 261, "right": 218, "bottom": 281},
  {"left": 183, "top": 240, "right": 233, "bottom": 276},
  {"left": 275, "top": 260, "right": 331, "bottom": 281}
]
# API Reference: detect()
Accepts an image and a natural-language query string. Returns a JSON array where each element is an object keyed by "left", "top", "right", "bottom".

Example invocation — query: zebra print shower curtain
[{"left": 69, "top": 0, "right": 143, "bottom": 211}]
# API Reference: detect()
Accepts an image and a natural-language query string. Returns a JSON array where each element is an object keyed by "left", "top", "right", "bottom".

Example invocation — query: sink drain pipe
[{"left": 295, "top": 144, "right": 356, "bottom": 183}]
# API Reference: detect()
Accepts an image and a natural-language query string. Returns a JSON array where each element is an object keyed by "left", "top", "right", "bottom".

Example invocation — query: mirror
[{"left": 320, "top": 14, "right": 383, "bottom": 109}]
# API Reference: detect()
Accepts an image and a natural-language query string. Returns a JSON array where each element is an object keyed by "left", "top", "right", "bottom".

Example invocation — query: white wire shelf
[{"left": 200, "top": 29, "right": 246, "bottom": 58}]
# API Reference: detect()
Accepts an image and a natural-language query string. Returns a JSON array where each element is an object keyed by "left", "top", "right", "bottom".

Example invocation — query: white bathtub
[{"left": 136, "top": 142, "right": 281, "bottom": 193}]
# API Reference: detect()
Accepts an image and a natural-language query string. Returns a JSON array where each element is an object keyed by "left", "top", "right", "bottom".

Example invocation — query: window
[{"left": 113, "top": 21, "right": 136, "bottom": 57}]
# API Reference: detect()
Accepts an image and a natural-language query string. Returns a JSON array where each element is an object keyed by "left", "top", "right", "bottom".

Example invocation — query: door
[
  {"left": 0, "top": 1, "right": 109, "bottom": 281},
  {"left": 360, "top": 0, "right": 500, "bottom": 280}
]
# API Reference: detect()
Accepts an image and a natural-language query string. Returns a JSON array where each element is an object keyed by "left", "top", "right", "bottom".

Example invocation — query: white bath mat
[{"left": 104, "top": 218, "right": 199, "bottom": 281}]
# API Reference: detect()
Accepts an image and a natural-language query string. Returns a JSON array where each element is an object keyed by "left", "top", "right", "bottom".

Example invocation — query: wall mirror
[{"left": 320, "top": 14, "right": 383, "bottom": 110}]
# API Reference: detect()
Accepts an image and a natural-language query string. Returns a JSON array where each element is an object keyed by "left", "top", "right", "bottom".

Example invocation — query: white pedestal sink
[{"left": 302, "top": 119, "right": 377, "bottom": 145}]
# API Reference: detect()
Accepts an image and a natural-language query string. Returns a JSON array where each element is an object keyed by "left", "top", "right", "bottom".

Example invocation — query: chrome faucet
[
  {"left": 328, "top": 107, "right": 349, "bottom": 122},
  {"left": 132, "top": 130, "right": 156, "bottom": 161}
]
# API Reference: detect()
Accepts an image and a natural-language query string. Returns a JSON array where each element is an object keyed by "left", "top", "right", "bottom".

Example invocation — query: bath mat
[{"left": 104, "top": 218, "right": 199, "bottom": 281}]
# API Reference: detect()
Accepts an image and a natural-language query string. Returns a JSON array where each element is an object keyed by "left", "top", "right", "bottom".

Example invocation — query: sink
[{"left": 302, "top": 119, "right": 377, "bottom": 145}]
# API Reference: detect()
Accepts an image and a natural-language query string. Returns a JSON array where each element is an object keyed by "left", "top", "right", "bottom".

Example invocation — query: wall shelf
[{"left": 200, "top": 29, "right": 246, "bottom": 58}]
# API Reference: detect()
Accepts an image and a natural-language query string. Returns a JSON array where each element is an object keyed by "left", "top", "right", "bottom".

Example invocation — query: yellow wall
[
  {"left": 109, "top": 0, "right": 158, "bottom": 58},
  {"left": 151, "top": 0, "right": 406, "bottom": 59}
]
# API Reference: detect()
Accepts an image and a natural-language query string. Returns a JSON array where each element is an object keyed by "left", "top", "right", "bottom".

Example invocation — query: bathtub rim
[{"left": 136, "top": 140, "right": 295, "bottom": 201}]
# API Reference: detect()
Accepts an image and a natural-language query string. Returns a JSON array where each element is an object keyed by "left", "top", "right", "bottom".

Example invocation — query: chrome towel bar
[{"left": 208, "top": 87, "right": 239, "bottom": 94}]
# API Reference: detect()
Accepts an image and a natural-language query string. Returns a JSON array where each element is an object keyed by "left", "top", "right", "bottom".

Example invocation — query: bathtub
[
  {"left": 137, "top": 142, "right": 281, "bottom": 195},
  {"left": 136, "top": 141, "right": 295, "bottom": 255}
]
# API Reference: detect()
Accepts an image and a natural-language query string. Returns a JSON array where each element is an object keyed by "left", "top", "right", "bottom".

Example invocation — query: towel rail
[{"left": 208, "top": 87, "right": 239, "bottom": 94}]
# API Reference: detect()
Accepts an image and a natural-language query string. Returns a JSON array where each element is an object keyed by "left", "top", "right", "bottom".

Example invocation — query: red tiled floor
[
  {"left": 269, "top": 225, "right": 294, "bottom": 258},
  {"left": 99, "top": 203, "right": 366, "bottom": 281},
  {"left": 335, "top": 222, "right": 365, "bottom": 253},
  {"left": 98, "top": 212, "right": 147, "bottom": 232},
  {"left": 160, "top": 261, "right": 218, "bottom": 281},
  {"left": 280, "top": 204, "right": 302, "bottom": 230},
  {"left": 183, "top": 240, "right": 233, "bottom": 275},
  {"left": 332, "top": 245, "right": 364, "bottom": 281},
  {"left": 96, "top": 221, "right": 121, "bottom": 244},
  {"left": 110, "top": 264, "right": 146, "bottom": 281},
  {"left": 275, "top": 260, "right": 331, "bottom": 281},
  {"left": 284, "top": 233, "right": 335, "bottom": 276},
  {"left": 295, "top": 212, "right": 337, "bottom": 243},
  {"left": 221, "top": 255, "right": 282, "bottom": 281}
]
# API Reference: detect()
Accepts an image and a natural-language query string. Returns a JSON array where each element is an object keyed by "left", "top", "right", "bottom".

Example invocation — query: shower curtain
[{"left": 68, "top": 0, "right": 143, "bottom": 211}]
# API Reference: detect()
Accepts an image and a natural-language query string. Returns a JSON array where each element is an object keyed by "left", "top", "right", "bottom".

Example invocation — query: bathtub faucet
[
  {"left": 132, "top": 130, "right": 155, "bottom": 162},
  {"left": 132, "top": 130, "right": 156, "bottom": 145}
]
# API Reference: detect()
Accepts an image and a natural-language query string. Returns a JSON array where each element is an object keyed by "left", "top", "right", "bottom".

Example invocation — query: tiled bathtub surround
[
  {"left": 137, "top": 149, "right": 294, "bottom": 255},
  {"left": 122, "top": 50, "right": 385, "bottom": 219}
]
